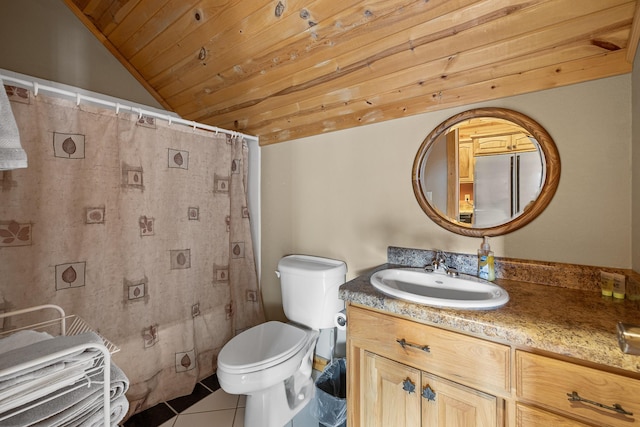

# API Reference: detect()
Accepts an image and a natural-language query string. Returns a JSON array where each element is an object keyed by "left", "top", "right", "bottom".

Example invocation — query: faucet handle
[{"left": 446, "top": 268, "right": 459, "bottom": 277}]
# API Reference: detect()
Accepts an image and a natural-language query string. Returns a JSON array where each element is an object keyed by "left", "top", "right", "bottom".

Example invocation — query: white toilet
[{"left": 217, "top": 255, "right": 347, "bottom": 427}]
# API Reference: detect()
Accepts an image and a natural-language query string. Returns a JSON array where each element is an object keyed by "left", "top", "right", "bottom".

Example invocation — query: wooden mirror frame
[{"left": 412, "top": 108, "right": 561, "bottom": 237}]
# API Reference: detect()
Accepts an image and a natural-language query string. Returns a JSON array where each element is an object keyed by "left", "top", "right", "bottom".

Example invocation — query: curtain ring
[
  {"left": 192, "top": 121, "right": 197, "bottom": 130},
  {"left": 168, "top": 116, "right": 172, "bottom": 125},
  {"left": 33, "top": 82, "right": 39, "bottom": 96},
  {"left": 115, "top": 103, "right": 120, "bottom": 115},
  {"left": 76, "top": 93, "right": 81, "bottom": 106},
  {"left": 138, "top": 108, "right": 143, "bottom": 119}
]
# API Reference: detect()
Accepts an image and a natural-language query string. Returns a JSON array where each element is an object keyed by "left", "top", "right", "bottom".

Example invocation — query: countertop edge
[{"left": 339, "top": 264, "right": 640, "bottom": 375}]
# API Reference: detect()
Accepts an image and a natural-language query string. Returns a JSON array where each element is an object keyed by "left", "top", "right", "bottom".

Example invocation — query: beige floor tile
[
  {"left": 158, "top": 415, "right": 177, "bottom": 427},
  {"left": 232, "top": 407, "right": 244, "bottom": 427},
  {"left": 173, "top": 409, "right": 236, "bottom": 427},
  {"left": 182, "top": 389, "right": 240, "bottom": 414}
]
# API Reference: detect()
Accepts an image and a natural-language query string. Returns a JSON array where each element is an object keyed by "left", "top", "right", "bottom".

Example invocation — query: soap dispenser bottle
[{"left": 478, "top": 236, "right": 495, "bottom": 281}]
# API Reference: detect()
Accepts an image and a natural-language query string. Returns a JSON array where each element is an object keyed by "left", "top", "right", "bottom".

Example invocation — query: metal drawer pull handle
[
  {"left": 396, "top": 338, "right": 430, "bottom": 353},
  {"left": 567, "top": 391, "right": 633, "bottom": 416}
]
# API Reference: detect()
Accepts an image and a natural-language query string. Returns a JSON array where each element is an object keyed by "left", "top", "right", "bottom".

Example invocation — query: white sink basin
[{"left": 370, "top": 268, "right": 509, "bottom": 310}]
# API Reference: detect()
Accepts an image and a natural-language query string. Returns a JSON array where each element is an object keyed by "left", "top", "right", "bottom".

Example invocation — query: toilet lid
[{"left": 218, "top": 321, "right": 309, "bottom": 373}]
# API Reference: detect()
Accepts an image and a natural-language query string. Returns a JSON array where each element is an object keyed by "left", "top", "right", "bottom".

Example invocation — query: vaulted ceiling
[{"left": 64, "top": 0, "right": 639, "bottom": 145}]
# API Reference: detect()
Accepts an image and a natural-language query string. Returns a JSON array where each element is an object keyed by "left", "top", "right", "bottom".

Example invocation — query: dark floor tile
[
  {"left": 165, "top": 382, "right": 212, "bottom": 413},
  {"left": 123, "top": 402, "right": 175, "bottom": 427},
  {"left": 200, "top": 373, "right": 220, "bottom": 392}
]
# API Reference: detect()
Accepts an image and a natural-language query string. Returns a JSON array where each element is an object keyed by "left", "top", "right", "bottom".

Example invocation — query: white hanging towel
[{"left": 0, "top": 80, "right": 27, "bottom": 170}]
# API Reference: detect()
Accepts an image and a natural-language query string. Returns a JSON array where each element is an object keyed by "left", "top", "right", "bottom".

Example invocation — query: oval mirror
[{"left": 412, "top": 108, "right": 560, "bottom": 237}]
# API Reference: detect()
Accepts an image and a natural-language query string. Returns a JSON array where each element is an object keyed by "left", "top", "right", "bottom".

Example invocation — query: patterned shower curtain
[{"left": 0, "top": 85, "right": 264, "bottom": 416}]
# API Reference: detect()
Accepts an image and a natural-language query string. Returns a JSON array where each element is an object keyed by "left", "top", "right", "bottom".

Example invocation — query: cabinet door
[
  {"left": 474, "top": 133, "right": 537, "bottom": 155},
  {"left": 511, "top": 133, "right": 537, "bottom": 152},
  {"left": 459, "top": 141, "right": 474, "bottom": 183},
  {"left": 362, "top": 351, "right": 421, "bottom": 427},
  {"left": 473, "top": 134, "right": 512, "bottom": 155},
  {"left": 421, "top": 371, "right": 499, "bottom": 427}
]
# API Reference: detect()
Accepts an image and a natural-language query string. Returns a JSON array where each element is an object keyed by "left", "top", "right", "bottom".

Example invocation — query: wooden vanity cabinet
[
  {"left": 362, "top": 352, "right": 498, "bottom": 426},
  {"left": 347, "top": 305, "right": 508, "bottom": 427},
  {"left": 347, "top": 304, "right": 640, "bottom": 427}
]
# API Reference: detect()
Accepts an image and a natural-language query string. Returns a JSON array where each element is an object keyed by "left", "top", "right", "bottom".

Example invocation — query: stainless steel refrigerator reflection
[{"left": 473, "top": 151, "right": 543, "bottom": 228}]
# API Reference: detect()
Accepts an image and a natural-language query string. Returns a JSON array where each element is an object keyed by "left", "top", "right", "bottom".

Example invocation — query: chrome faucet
[{"left": 425, "top": 250, "right": 459, "bottom": 276}]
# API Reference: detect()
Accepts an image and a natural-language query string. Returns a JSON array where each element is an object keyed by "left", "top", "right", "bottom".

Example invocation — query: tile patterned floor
[
  {"left": 122, "top": 373, "right": 322, "bottom": 427},
  {"left": 123, "top": 374, "right": 245, "bottom": 427}
]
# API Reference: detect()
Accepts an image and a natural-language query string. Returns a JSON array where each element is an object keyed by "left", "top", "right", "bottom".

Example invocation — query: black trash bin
[{"left": 310, "top": 358, "right": 347, "bottom": 427}]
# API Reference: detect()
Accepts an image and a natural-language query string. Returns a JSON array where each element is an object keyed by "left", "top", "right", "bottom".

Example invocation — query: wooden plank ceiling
[{"left": 64, "top": 0, "right": 640, "bottom": 145}]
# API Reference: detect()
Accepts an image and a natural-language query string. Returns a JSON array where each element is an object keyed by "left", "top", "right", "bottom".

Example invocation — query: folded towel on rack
[
  {"left": 72, "top": 394, "right": 129, "bottom": 427},
  {"left": 46, "top": 363, "right": 129, "bottom": 427},
  {"left": 0, "top": 332, "right": 105, "bottom": 413},
  {"left": 0, "top": 330, "right": 53, "bottom": 355},
  {"left": 0, "top": 331, "right": 64, "bottom": 397},
  {"left": 1, "top": 361, "right": 129, "bottom": 427},
  {"left": 0, "top": 79, "right": 27, "bottom": 170}
]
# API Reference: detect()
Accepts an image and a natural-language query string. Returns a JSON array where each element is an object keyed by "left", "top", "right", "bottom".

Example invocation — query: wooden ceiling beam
[
  {"left": 176, "top": 0, "right": 547, "bottom": 118},
  {"left": 107, "top": 0, "right": 174, "bottom": 50},
  {"left": 141, "top": 0, "right": 323, "bottom": 89},
  {"left": 116, "top": 0, "right": 199, "bottom": 59},
  {"left": 176, "top": 0, "right": 629, "bottom": 116},
  {"left": 82, "top": 0, "right": 112, "bottom": 19},
  {"left": 254, "top": 50, "right": 631, "bottom": 145},
  {"left": 184, "top": 0, "right": 632, "bottom": 122},
  {"left": 151, "top": 0, "right": 477, "bottom": 97},
  {"left": 95, "top": 0, "right": 142, "bottom": 36},
  {"left": 210, "top": 39, "right": 619, "bottom": 133},
  {"left": 131, "top": 0, "right": 295, "bottom": 77},
  {"left": 162, "top": 0, "right": 491, "bottom": 109}
]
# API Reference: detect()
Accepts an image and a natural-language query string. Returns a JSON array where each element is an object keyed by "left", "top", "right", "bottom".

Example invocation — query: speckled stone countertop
[{"left": 339, "top": 247, "right": 640, "bottom": 375}]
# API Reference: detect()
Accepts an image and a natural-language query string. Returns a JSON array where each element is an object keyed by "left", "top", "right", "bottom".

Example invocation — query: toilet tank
[{"left": 277, "top": 255, "right": 347, "bottom": 330}]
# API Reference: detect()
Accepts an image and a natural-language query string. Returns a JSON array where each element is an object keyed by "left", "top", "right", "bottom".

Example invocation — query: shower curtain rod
[{"left": 0, "top": 73, "right": 258, "bottom": 142}]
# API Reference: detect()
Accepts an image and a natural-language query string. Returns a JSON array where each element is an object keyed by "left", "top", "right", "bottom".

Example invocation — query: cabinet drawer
[
  {"left": 516, "top": 351, "right": 640, "bottom": 426},
  {"left": 347, "top": 305, "right": 510, "bottom": 394},
  {"left": 516, "top": 404, "right": 592, "bottom": 427}
]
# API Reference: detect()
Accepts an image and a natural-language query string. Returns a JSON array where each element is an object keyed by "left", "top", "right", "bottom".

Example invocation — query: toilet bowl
[
  {"left": 216, "top": 255, "right": 347, "bottom": 427},
  {"left": 218, "top": 322, "right": 319, "bottom": 427}
]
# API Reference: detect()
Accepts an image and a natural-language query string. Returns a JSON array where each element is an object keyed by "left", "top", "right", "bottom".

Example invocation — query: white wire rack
[
  {"left": 0, "top": 305, "right": 119, "bottom": 426},
  {"left": 0, "top": 305, "right": 120, "bottom": 354}
]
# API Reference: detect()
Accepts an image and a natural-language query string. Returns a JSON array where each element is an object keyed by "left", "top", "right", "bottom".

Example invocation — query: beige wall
[
  {"left": 0, "top": 0, "right": 161, "bottom": 108},
  {"left": 262, "top": 76, "right": 632, "bottom": 320}
]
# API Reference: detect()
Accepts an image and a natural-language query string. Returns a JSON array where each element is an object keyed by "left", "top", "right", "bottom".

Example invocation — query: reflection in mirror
[
  {"left": 421, "top": 118, "right": 544, "bottom": 228},
  {"left": 412, "top": 108, "right": 560, "bottom": 237}
]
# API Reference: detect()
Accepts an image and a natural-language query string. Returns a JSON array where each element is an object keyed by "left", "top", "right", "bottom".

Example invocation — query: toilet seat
[{"left": 218, "top": 321, "right": 310, "bottom": 374}]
